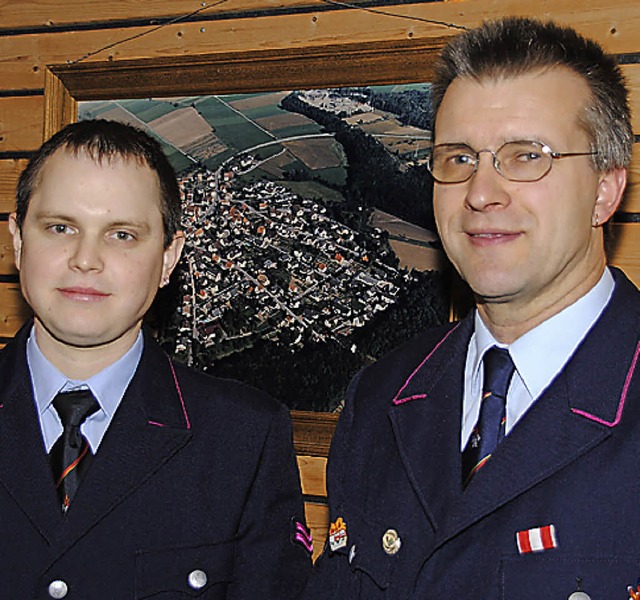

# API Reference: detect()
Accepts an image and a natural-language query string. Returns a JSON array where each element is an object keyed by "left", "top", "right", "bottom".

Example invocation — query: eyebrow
[{"left": 33, "top": 212, "right": 153, "bottom": 232}]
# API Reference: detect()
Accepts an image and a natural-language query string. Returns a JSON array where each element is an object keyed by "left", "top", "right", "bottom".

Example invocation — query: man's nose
[
  {"left": 68, "top": 235, "right": 104, "bottom": 272},
  {"left": 464, "top": 152, "right": 511, "bottom": 211}
]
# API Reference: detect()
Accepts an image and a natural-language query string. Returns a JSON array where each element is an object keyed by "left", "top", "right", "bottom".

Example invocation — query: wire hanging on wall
[{"left": 66, "top": 0, "right": 467, "bottom": 66}]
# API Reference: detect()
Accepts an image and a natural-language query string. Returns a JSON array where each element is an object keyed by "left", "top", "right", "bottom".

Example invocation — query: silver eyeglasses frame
[{"left": 426, "top": 140, "right": 597, "bottom": 184}]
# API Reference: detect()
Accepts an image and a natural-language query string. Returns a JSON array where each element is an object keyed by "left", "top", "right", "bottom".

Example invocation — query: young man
[
  {"left": 305, "top": 18, "right": 638, "bottom": 598},
  {"left": 2, "top": 120, "right": 311, "bottom": 598}
]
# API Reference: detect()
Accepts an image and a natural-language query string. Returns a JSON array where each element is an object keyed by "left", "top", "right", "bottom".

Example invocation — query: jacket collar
[{"left": 389, "top": 268, "right": 640, "bottom": 547}]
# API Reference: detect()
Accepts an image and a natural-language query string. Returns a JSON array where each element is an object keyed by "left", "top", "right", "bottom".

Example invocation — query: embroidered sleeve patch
[
  {"left": 291, "top": 519, "right": 313, "bottom": 555},
  {"left": 516, "top": 524, "right": 558, "bottom": 554}
]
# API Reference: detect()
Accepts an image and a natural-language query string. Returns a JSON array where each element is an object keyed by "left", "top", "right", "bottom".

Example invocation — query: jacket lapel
[
  {"left": 388, "top": 320, "right": 471, "bottom": 533},
  {"left": 0, "top": 328, "right": 65, "bottom": 542},
  {"left": 53, "top": 333, "right": 193, "bottom": 546},
  {"left": 388, "top": 270, "right": 640, "bottom": 549},
  {"left": 441, "top": 269, "right": 640, "bottom": 544}
]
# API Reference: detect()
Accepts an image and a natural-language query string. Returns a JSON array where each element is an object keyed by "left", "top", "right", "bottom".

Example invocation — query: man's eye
[
  {"left": 48, "top": 224, "right": 72, "bottom": 234},
  {"left": 513, "top": 151, "right": 542, "bottom": 163},
  {"left": 450, "top": 153, "right": 475, "bottom": 165},
  {"left": 112, "top": 231, "right": 135, "bottom": 242}
]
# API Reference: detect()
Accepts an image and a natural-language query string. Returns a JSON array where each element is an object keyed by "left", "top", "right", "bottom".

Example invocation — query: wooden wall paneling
[
  {"left": 2, "top": 0, "right": 640, "bottom": 93},
  {"left": 304, "top": 501, "right": 330, "bottom": 561},
  {"left": 291, "top": 410, "right": 338, "bottom": 457},
  {"left": 611, "top": 224, "right": 640, "bottom": 285},
  {"left": 297, "top": 456, "right": 328, "bottom": 497},
  {"left": 0, "top": 222, "right": 17, "bottom": 276},
  {"left": 0, "top": 159, "right": 27, "bottom": 213},
  {"left": 0, "top": 283, "right": 31, "bottom": 338},
  {"left": 624, "top": 144, "right": 640, "bottom": 213},
  {"left": 0, "top": 96, "right": 44, "bottom": 152},
  {"left": 624, "top": 63, "right": 640, "bottom": 133},
  {"left": 0, "top": 0, "right": 330, "bottom": 31},
  {"left": 0, "top": 13, "right": 455, "bottom": 92}
]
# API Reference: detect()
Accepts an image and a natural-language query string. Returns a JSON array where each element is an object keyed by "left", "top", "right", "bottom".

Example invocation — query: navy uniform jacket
[
  {"left": 305, "top": 268, "right": 640, "bottom": 599},
  {"left": 0, "top": 323, "right": 311, "bottom": 599}
]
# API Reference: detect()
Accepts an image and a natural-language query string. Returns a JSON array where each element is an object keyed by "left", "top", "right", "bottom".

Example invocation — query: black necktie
[
  {"left": 50, "top": 389, "right": 99, "bottom": 512},
  {"left": 462, "top": 347, "right": 515, "bottom": 486}
]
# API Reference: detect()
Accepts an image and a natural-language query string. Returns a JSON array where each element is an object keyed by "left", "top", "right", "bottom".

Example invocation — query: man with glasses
[{"left": 305, "top": 17, "right": 637, "bottom": 599}]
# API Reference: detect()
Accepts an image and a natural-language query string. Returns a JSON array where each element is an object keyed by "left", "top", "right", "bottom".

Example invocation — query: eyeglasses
[{"left": 427, "top": 140, "right": 597, "bottom": 184}]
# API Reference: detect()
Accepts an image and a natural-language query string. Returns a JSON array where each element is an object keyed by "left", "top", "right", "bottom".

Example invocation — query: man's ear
[
  {"left": 8, "top": 213, "right": 22, "bottom": 271},
  {"left": 593, "top": 167, "right": 627, "bottom": 226},
  {"left": 160, "top": 231, "right": 185, "bottom": 287}
]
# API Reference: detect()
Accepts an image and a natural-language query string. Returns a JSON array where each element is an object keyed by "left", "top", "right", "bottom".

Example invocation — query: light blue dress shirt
[
  {"left": 27, "top": 329, "right": 144, "bottom": 453},
  {"left": 461, "top": 268, "right": 615, "bottom": 450}
]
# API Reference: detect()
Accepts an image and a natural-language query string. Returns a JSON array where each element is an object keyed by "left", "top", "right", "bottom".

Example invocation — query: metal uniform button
[
  {"left": 188, "top": 569, "right": 208, "bottom": 590},
  {"left": 382, "top": 528, "right": 401, "bottom": 555},
  {"left": 568, "top": 593, "right": 591, "bottom": 600},
  {"left": 48, "top": 580, "right": 68, "bottom": 599}
]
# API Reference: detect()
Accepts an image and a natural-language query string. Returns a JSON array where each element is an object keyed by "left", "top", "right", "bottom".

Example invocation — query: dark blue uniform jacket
[
  {"left": 0, "top": 324, "right": 311, "bottom": 599},
  {"left": 305, "top": 268, "right": 640, "bottom": 599}
]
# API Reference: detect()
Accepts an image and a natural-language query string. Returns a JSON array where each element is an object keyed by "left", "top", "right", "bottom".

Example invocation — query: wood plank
[
  {"left": 292, "top": 410, "right": 339, "bottom": 457},
  {"left": 0, "top": 221, "right": 18, "bottom": 276},
  {"left": 0, "top": 283, "right": 31, "bottom": 337},
  {"left": 0, "top": 159, "right": 27, "bottom": 213},
  {"left": 622, "top": 144, "right": 640, "bottom": 213},
  {"left": 1, "top": 0, "right": 639, "bottom": 92},
  {"left": 610, "top": 223, "right": 640, "bottom": 286},
  {"left": 0, "top": 96, "right": 44, "bottom": 152},
  {"left": 0, "top": 0, "right": 327, "bottom": 30},
  {"left": 297, "top": 455, "right": 327, "bottom": 497},
  {"left": 304, "top": 501, "right": 329, "bottom": 561},
  {"left": 624, "top": 64, "right": 640, "bottom": 134}
]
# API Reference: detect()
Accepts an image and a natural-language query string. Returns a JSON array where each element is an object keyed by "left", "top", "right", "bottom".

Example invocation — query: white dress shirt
[
  {"left": 27, "top": 329, "right": 143, "bottom": 453},
  {"left": 461, "top": 268, "right": 615, "bottom": 450}
]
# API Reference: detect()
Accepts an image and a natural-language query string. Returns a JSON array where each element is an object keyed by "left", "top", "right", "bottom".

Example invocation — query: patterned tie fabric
[
  {"left": 50, "top": 389, "right": 99, "bottom": 512},
  {"left": 462, "top": 347, "right": 515, "bottom": 486}
]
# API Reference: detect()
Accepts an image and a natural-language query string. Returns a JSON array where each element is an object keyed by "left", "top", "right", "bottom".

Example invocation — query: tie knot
[
  {"left": 482, "top": 346, "right": 515, "bottom": 400},
  {"left": 53, "top": 389, "right": 99, "bottom": 429}
]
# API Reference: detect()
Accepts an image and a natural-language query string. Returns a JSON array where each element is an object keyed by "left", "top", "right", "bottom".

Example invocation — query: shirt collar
[
  {"left": 472, "top": 267, "right": 615, "bottom": 398},
  {"left": 27, "top": 328, "right": 144, "bottom": 417}
]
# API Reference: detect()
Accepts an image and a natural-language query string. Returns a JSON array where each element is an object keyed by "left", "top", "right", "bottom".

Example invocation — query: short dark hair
[
  {"left": 431, "top": 17, "right": 633, "bottom": 171},
  {"left": 15, "top": 119, "right": 181, "bottom": 247}
]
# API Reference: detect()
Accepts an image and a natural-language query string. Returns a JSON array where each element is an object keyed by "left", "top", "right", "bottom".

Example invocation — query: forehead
[
  {"left": 434, "top": 67, "right": 592, "bottom": 144},
  {"left": 30, "top": 147, "right": 163, "bottom": 216}
]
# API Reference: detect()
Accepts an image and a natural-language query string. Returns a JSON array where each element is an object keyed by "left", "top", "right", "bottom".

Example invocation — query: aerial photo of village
[{"left": 79, "top": 85, "right": 449, "bottom": 411}]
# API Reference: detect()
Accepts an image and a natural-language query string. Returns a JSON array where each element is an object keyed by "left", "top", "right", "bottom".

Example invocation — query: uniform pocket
[
  {"left": 329, "top": 508, "right": 399, "bottom": 591},
  {"left": 135, "top": 540, "right": 235, "bottom": 599},
  {"left": 501, "top": 554, "right": 640, "bottom": 599}
]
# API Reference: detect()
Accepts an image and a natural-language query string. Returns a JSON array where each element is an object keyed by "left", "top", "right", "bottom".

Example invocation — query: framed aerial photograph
[{"left": 45, "top": 40, "right": 454, "bottom": 453}]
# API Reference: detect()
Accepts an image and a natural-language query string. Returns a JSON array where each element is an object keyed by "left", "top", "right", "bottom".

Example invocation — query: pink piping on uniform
[
  {"left": 148, "top": 421, "right": 166, "bottom": 428},
  {"left": 570, "top": 340, "right": 640, "bottom": 428},
  {"left": 161, "top": 355, "right": 192, "bottom": 430},
  {"left": 392, "top": 323, "right": 461, "bottom": 405}
]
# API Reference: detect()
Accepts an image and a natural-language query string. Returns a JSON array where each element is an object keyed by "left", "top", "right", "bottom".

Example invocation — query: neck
[
  {"left": 33, "top": 321, "right": 141, "bottom": 380},
  {"left": 477, "top": 262, "right": 607, "bottom": 344}
]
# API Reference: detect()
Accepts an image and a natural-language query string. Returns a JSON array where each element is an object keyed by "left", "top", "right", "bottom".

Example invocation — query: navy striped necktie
[
  {"left": 50, "top": 389, "right": 99, "bottom": 512},
  {"left": 463, "top": 347, "right": 515, "bottom": 487}
]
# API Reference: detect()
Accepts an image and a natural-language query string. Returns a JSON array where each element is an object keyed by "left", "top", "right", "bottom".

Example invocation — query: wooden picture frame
[{"left": 43, "top": 37, "right": 449, "bottom": 457}]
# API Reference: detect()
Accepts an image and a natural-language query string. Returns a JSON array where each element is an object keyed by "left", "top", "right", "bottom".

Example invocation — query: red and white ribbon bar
[{"left": 516, "top": 524, "right": 558, "bottom": 554}]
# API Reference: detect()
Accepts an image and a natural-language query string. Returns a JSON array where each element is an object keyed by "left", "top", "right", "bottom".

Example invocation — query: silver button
[
  {"left": 348, "top": 544, "right": 357, "bottom": 564},
  {"left": 187, "top": 569, "right": 208, "bottom": 590},
  {"left": 48, "top": 580, "right": 68, "bottom": 599},
  {"left": 568, "top": 593, "right": 591, "bottom": 600},
  {"left": 382, "top": 528, "right": 402, "bottom": 555}
]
